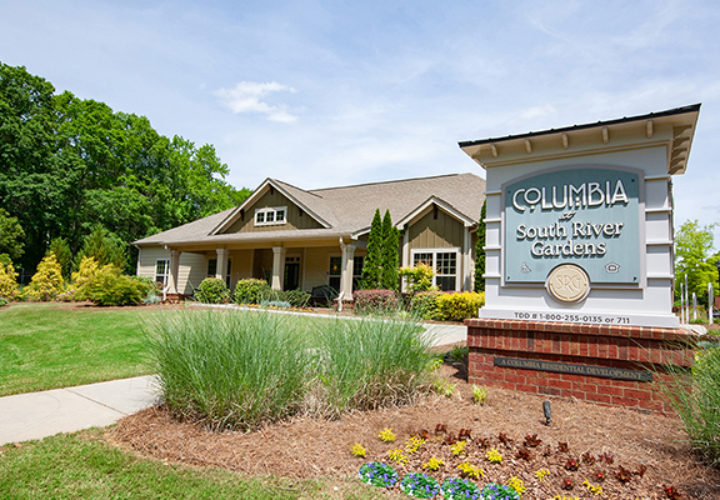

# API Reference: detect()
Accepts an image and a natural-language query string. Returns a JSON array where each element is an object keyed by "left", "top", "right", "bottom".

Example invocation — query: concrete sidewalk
[
  {"left": 0, "top": 319, "right": 465, "bottom": 446},
  {"left": 0, "top": 375, "right": 160, "bottom": 446}
]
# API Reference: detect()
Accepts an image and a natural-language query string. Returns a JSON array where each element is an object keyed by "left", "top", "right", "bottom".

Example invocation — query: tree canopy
[
  {"left": 0, "top": 62, "right": 250, "bottom": 274},
  {"left": 674, "top": 219, "right": 718, "bottom": 305}
]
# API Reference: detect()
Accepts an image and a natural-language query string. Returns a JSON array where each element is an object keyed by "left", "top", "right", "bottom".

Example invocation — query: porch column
[
  {"left": 401, "top": 228, "right": 410, "bottom": 292},
  {"left": 168, "top": 249, "right": 181, "bottom": 295},
  {"left": 339, "top": 241, "right": 356, "bottom": 298},
  {"left": 463, "top": 229, "right": 473, "bottom": 291},
  {"left": 271, "top": 246, "right": 286, "bottom": 290},
  {"left": 215, "top": 248, "right": 228, "bottom": 281}
]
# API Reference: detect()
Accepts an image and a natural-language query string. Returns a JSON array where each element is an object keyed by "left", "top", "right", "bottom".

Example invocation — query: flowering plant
[
  {"left": 480, "top": 482, "right": 520, "bottom": 500},
  {"left": 457, "top": 462, "right": 484, "bottom": 479},
  {"left": 582, "top": 479, "right": 604, "bottom": 496},
  {"left": 378, "top": 427, "right": 396, "bottom": 442},
  {"left": 507, "top": 476, "right": 526, "bottom": 496},
  {"left": 350, "top": 443, "right": 366, "bottom": 457},
  {"left": 441, "top": 477, "right": 481, "bottom": 500},
  {"left": 406, "top": 435, "right": 426, "bottom": 453},
  {"left": 450, "top": 440, "right": 466, "bottom": 456},
  {"left": 388, "top": 448, "right": 409, "bottom": 465},
  {"left": 401, "top": 472, "right": 442, "bottom": 498},
  {"left": 535, "top": 468, "right": 550, "bottom": 481},
  {"left": 485, "top": 448, "right": 502, "bottom": 463},
  {"left": 422, "top": 457, "right": 445, "bottom": 471},
  {"left": 358, "top": 462, "right": 398, "bottom": 488}
]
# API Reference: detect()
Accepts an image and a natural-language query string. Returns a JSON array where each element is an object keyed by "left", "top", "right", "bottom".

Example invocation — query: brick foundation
[{"left": 465, "top": 318, "right": 699, "bottom": 413}]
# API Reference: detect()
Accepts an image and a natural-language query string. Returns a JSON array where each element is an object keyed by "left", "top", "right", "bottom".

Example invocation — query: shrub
[
  {"left": 315, "top": 317, "right": 433, "bottom": 416},
  {"left": 353, "top": 289, "right": 400, "bottom": 315},
  {"left": 23, "top": 253, "right": 64, "bottom": 301},
  {"left": 147, "top": 310, "right": 311, "bottom": 431},
  {"left": 233, "top": 278, "right": 271, "bottom": 304},
  {"left": 399, "top": 264, "right": 435, "bottom": 294},
  {"left": 0, "top": 297, "right": 7, "bottom": 307},
  {"left": 410, "top": 290, "right": 445, "bottom": 320},
  {"left": 0, "top": 258, "right": 19, "bottom": 300},
  {"left": 195, "top": 277, "right": 230, "bottom": 304},
  {"left": 71, "top": 256, "right": 102, "bottom": 299},
  {"left": 435, "top": 292, "right": 485, "bottom": 321},
  {"left": 82, "top": 267, "right": 153, "bottom": 306},
  {"left": 661, "top": 343, "right": 720, "bottom": 466}
]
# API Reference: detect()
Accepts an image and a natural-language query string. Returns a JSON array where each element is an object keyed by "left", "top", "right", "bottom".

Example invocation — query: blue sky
[{"left": 1, "top": 0, "right": 719, "bottom": 243}]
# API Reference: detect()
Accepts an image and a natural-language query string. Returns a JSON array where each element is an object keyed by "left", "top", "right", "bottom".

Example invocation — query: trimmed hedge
[
  {"left": 195, "top": 277, "right": 230, "bottom": 304},
  {"left": 410, "top": 290, "right": 445, "bottom": 320},
  {"left": 353, "top": 289, "right": 399, "bottom": 315},
  {"left": 435, "top": 292, "right": 485, "bottom": 321}
]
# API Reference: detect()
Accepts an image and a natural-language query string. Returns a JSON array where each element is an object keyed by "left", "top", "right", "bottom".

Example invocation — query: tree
[
  {"left": 381, "top": 210, "right": 399, "bottom": 290},
  {"left": 74, "top": 224, "right": 127, "bottom": 272},
  {"left": 674, "top": 219, "right": 718, "bottom": 305},
  {"left": 24, "top": 252, "right": 64, "bottom": 301},
  {"left": 47, "top": 237, "right": 72, "bottom": 279},
  {"left": 359, "top": 209, "right": 384, "bottom": 289},
  {"left": 474, "top": 200, "right": 486, "bottom": 292},
  {"left": 0, "top": 62, "right": 251, "bottom": 274},
  {"left": 0, "top": 208, "right": 24, "bottom": 261}
]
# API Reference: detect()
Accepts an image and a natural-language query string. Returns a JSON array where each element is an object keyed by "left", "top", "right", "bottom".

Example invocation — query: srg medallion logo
[{"left": 546, "top": 264, "right": 590, "bottom": 303}]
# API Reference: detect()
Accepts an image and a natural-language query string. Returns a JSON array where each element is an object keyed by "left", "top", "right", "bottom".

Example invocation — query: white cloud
[{"left": 214, "top": 81, "right": 298, "bottom": 123}]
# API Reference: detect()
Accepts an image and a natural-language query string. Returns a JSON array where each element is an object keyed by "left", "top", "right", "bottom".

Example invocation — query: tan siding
[
  {"left": 223, "top": 189, "right": 322, "bottom": 233},
  {"left": 227, "top": 249, "right": 254, "bottom": 289},
  {"left": 408, "top": 208, "right": 464, "bottom": 250},
  {"left": 136, "top": 246, "right": 206, "bottom": 294},
  {"left": 304, "top": 247, "right": 335, "bottom": 290}
]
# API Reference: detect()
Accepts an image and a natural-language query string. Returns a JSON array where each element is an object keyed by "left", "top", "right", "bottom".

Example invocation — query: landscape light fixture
[{"left": 543, "top": 400, "right": 552, "bottom": 426}]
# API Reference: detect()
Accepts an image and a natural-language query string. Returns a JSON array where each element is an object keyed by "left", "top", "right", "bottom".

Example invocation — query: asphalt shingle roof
[{"left": 134, "top": 173, "right": 486, "bottom": 246}]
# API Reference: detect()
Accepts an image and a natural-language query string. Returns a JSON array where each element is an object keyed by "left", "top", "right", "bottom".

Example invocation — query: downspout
[{"left": 337, "top": 237, "right": 344, "bottom": 313}]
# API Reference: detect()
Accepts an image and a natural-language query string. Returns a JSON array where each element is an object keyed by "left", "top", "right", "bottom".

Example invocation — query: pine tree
[
  {"left": 381, "top": 210, "right": 399, "bottom": 290},
  {"left": 359, "top": 209, "right": 383, "bottom": 289},
  {"left": 474, "top": 200, "right": 487, "bottom": 292}
]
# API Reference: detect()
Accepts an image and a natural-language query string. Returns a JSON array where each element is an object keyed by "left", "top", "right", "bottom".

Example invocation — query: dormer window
[{"left": 255, "top": 206, "right": 287, "bottom": 226}]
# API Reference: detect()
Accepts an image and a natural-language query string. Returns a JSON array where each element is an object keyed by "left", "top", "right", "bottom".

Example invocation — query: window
[
  {"left": 254, "top": 206, "right": 287, "bottom": 226},
  {"left": 155, "top": 259, "right": 169, "bottom": 287},
  {"left": 412, "top": 249, "right": 458, "bottom": 291},
  {"left": 328, "top": 256, "right": 341, "bottom": 293},
  {"left": 352, "top": 256, "right": 364, "bottom": 290}
]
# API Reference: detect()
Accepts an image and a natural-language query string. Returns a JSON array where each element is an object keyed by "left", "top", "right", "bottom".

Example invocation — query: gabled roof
[
  {"left": 210, "top": 178, "right": 333, "bottom": 234},
  {"left": 134, "top": 173, "right": 486, "bottom": 246}
]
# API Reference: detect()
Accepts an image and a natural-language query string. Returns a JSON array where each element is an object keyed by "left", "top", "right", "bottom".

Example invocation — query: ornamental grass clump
[
  {"left": 314, "top": 317, "right": 433, "bottom": 417},
  {"left": 657, "top": 342, "right": 720, "bottom": 466},
  {"left": 147, "top": 310, "right": 311, "bottom": 431}
]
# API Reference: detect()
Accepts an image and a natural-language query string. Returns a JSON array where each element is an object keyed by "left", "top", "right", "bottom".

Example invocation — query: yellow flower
[
  {"left": 387, "top": 448, "right": 409, "bottom": 465},
  {"left": 508, "top": 476, "right": 526, "bottom": 496},
  {"left": 485, "top": 448, "right": 502, "bottom": 463},
  {"left": 551, "top": 496, "right": 579, "bottom": 500},
  {"left": 450, "top": 440, "right": 466, "bottom": 456},
  {"left": 377, "top": 427, "right": 396, "bottom": 442},
  {"left": 457, "top": 462, "right": 484, "bottom": 479},
  {"left": 350, "top": 443, "right": 366, "bottom": 457},
  {"left": 405, "top": 436, "right": 425, "bottom": 454},
  {"left": 422, "top": 457, "right": 445, "bottom": 471},
  {"left": 535, "top": 468, "right": 550, "bottom": 481},
  {"left": 582, "top": 479, "right": 604, "bottom": 496}
]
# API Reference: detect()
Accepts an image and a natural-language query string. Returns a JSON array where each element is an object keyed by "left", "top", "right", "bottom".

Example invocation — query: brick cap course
[{"left": 465, "top": 318, "right": 704, "bottom": 343}]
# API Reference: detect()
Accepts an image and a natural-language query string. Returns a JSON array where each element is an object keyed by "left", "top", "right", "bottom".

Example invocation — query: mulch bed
[{"left": 108, "top": 364, "right": 720, "bottom": 498}]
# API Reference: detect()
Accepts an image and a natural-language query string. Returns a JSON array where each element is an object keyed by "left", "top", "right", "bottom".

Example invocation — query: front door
[{"left": 284, "top": 256, "right": 300, "bottom": 291}]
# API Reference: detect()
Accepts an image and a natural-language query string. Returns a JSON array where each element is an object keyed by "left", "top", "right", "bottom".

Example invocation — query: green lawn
[
  {"left": 0, "top": 429, "right": 382, "bottom": 499},
  {"left": 0, "top": 303, "right": 164, "bottom": 396}
]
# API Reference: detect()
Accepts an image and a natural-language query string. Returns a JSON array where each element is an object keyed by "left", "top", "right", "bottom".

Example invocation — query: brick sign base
[{"left": 465, "top": 318, "right": 698, "bottom": 413}]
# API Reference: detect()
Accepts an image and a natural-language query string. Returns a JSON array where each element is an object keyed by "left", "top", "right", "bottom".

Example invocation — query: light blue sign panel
[{"left": 504, "top": 168, "right": 640, "bottom": 284}]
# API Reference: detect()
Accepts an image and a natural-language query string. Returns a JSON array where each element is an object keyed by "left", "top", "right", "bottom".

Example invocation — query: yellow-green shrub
[
  {"left": 71, "top": 256, "right": 104, "bottom": 299},
  {"left": 435, "top": 292, "right": 485, "bottom": 321},
  {"left": 72, "top": 260, "right": 151, "bottom": 306},
  {"left": 399, "top": 263, "right": 435, "bottom": 294},
  {"left": 24, "top": 253, "right": 65, "bottom": 301},
  {"left": 0, "top": 260, "right": 19, "bottom": 299}
]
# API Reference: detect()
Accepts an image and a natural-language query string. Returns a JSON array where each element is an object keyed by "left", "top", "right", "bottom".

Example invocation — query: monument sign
[{"left": 458, "top": 105, "right": 702, "bottom": 412}]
